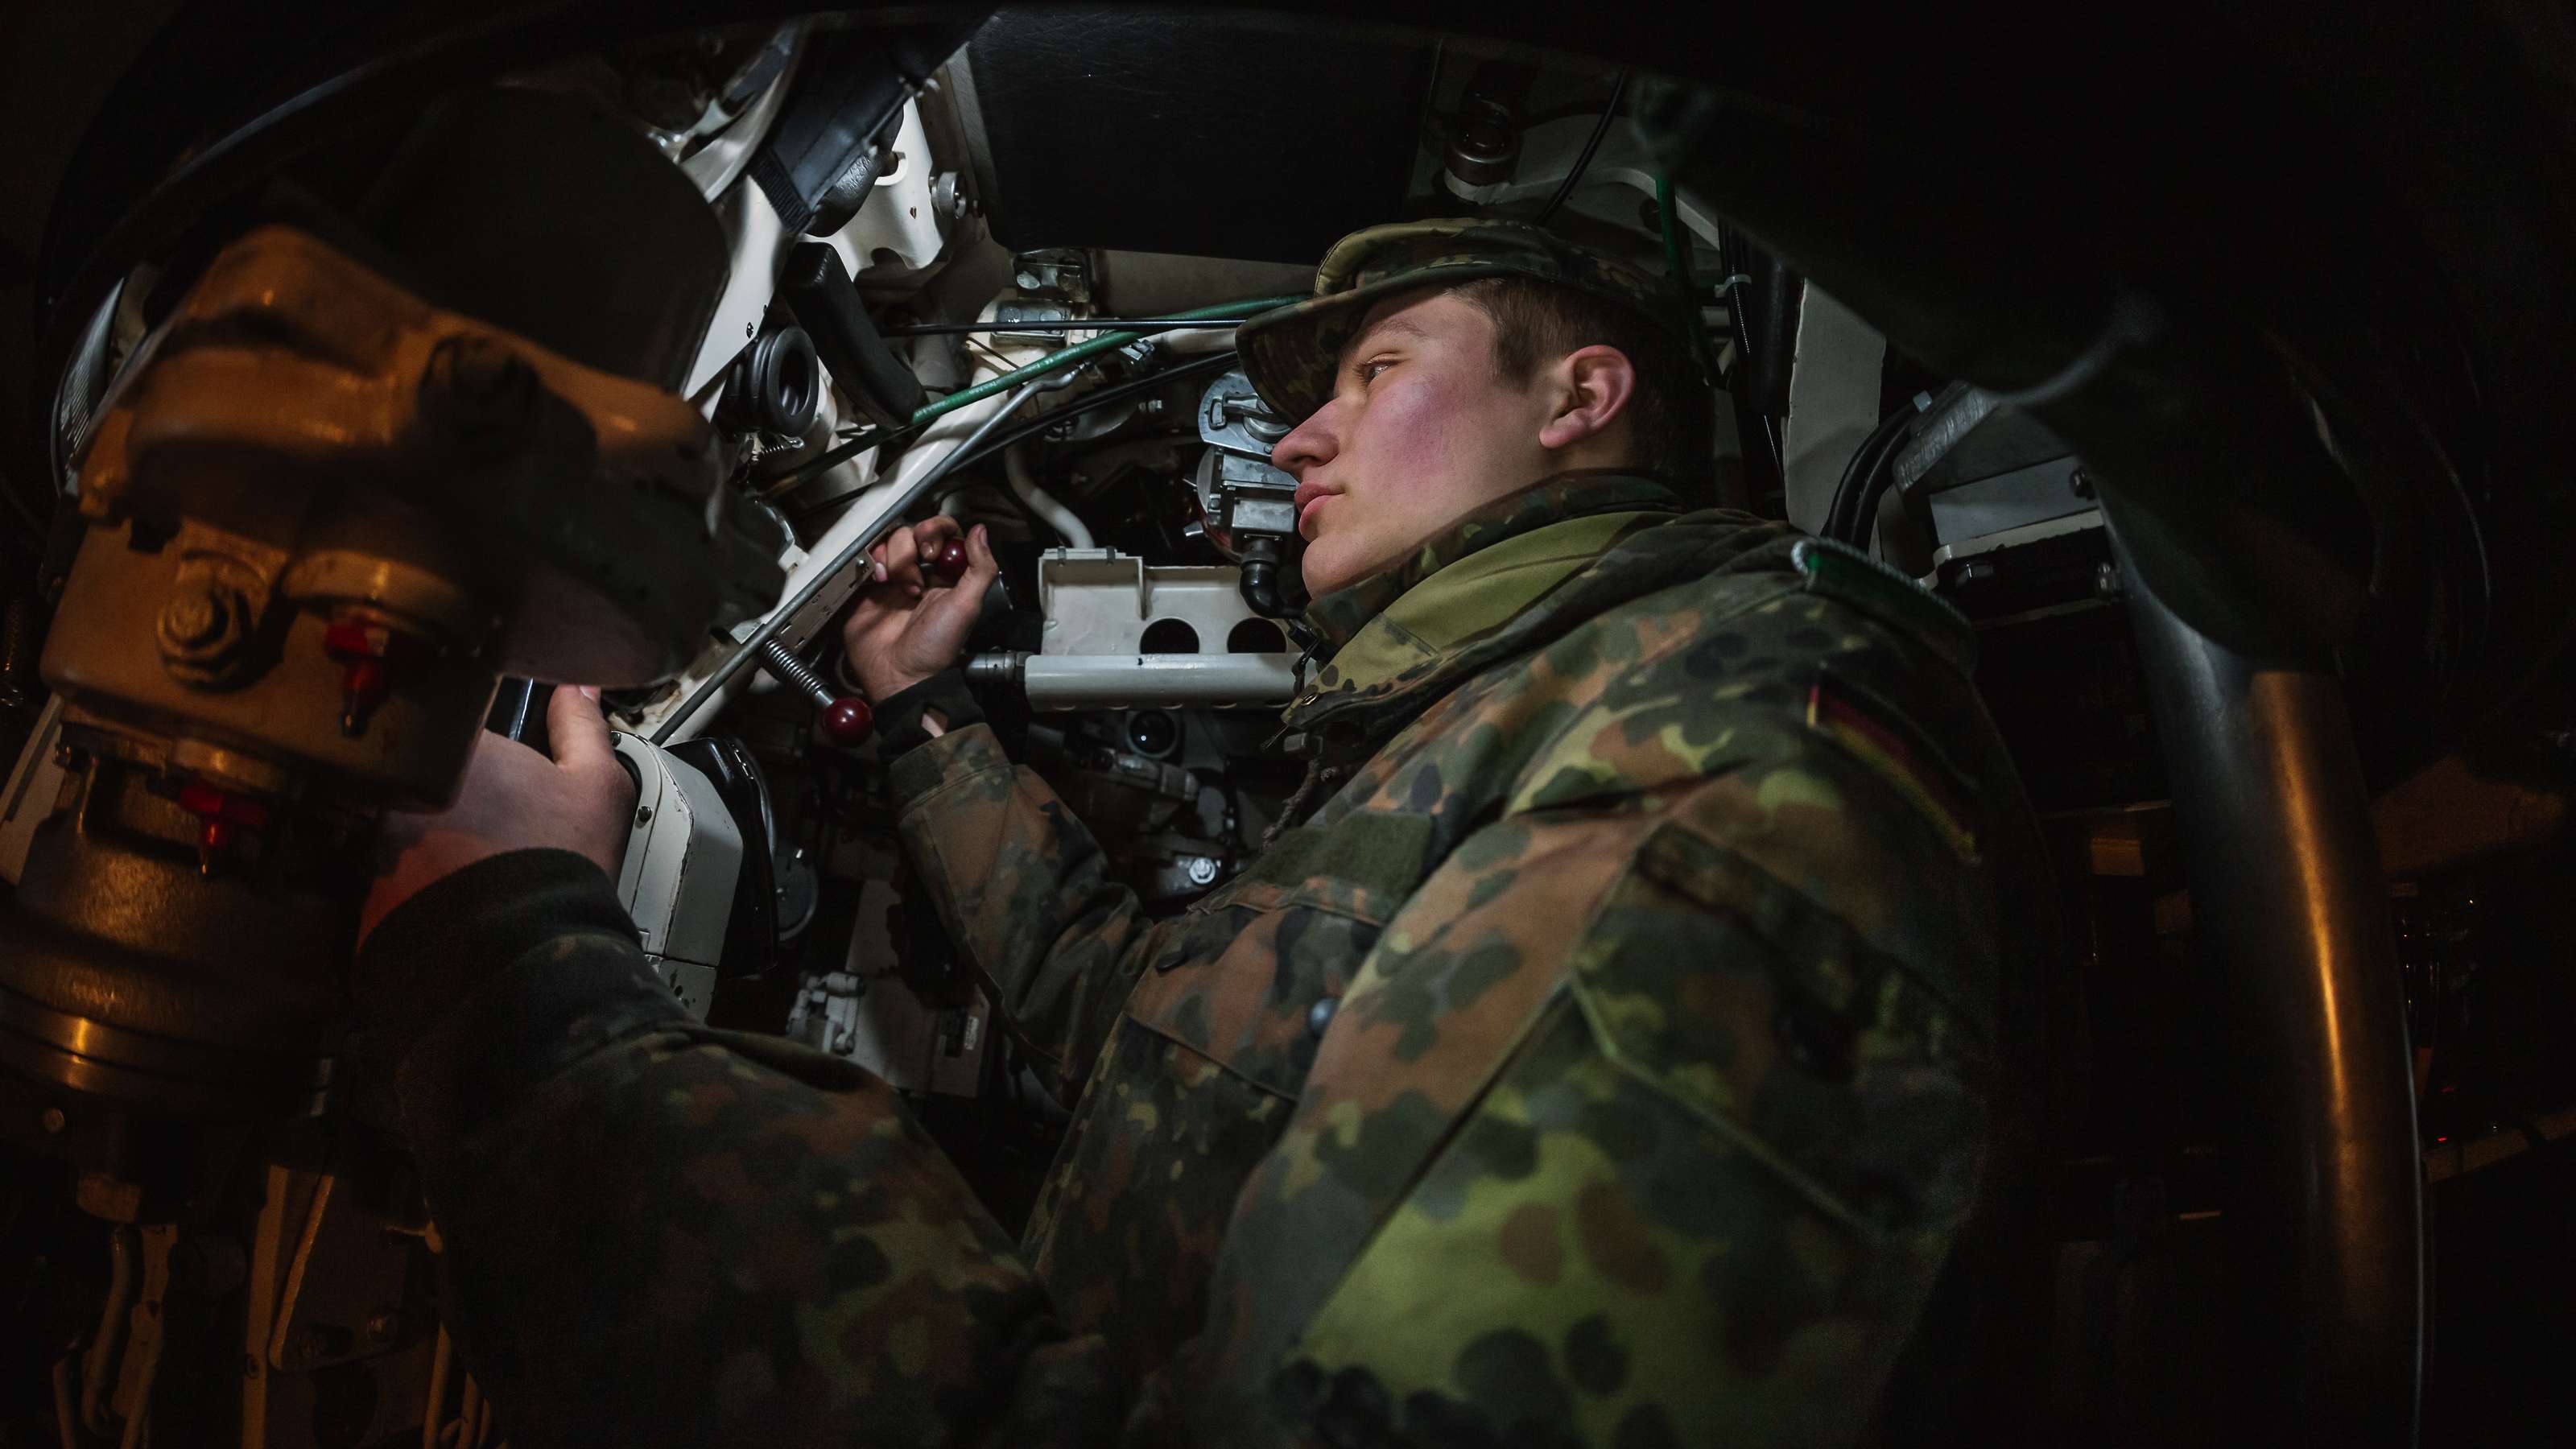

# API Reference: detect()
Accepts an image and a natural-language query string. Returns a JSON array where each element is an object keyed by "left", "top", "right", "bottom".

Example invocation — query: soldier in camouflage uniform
[{"left": 357, "top": 220, "right": 2050, "bottom": 1447}]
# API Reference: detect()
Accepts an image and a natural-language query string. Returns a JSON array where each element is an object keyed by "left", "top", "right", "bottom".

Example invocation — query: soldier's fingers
[
  {"left": 919, "top": 525, "right": 998, "bottom": 634},
  {"left": 880, "top": 525, "right": 923, "bottom": 591},
  {"left": 910, "top": 517, "right": 964, "bottom": 596},
  {"left": 546, "top": 684, "right": 624, "bottom": 792},
  {"left": 962, "top": 524, "right": 1000, "bottom": 590}
]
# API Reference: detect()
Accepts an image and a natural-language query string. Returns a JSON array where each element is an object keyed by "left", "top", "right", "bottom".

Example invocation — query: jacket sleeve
[
  {"left": 1173, "top": 739, "right": 2003, "bottom": 1448},
  {"left": 886, "top": 722, "right": 1161, "bottom": 1092},
  {"left": 356, "top": 848, "right": 1137, "bottom": 1449}
]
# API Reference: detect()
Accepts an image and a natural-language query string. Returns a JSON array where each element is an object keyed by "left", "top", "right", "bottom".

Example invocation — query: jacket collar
[
  {"left": 1282, "top": 475, "right": 1800, "bottom": 749},
  {"left": 1298, "top": 471, "right": 1688, "bottom": 654}
]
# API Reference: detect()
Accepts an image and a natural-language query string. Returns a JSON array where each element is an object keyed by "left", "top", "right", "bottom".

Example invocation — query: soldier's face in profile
[{"left": 1270, "top": 289, "right": 1572, "bottom": 596}]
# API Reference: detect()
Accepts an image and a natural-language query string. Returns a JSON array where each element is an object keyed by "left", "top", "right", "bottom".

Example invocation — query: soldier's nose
[{"left": 1272, "top": 402, "right": 1341, "bottom": 477}]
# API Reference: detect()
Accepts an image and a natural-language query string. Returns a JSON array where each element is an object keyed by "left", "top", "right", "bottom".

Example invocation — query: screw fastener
[{"left": 157, "top": 582, "right": 252, "bottom": 685}]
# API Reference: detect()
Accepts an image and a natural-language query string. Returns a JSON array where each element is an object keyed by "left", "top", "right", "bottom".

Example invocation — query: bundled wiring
[
  {"left": 1655, "top": 176, "right": 1721, "bottom": 383},
  {"left": 947, "top": 351, "right": 1243, "bottom": 481},
  {"left": 1532, "top": 71, "right": 1629, "bottom": 225},
  {"left": 776, "top": 294, "right": 1300, "bottom": 492},
  {"left": 1710, "top": 226, "right": 1788, "bottom": 501},
  {"left": 792, "top": 349, "right": 1242, "bottom": 523}
]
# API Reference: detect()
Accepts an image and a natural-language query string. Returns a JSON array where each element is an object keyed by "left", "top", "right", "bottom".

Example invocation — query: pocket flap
[
  {"left": 1183, "top": 808, "right": 1435, "bottom": 931},
  {"left": 1567, "top": 820, "right": 1993, "bottom": 1232}
]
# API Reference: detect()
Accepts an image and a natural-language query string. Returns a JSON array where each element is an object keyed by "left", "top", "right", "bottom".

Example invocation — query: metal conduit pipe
[
  {"left": 2114, "top": 527, "right": 2423, "bottom": 1447},
  {"left": 966, "top": 651, "right": 1298, "bottom": 710},
  {"left": 1004, "top": 443, "right": 1094, "bottom": 548}
]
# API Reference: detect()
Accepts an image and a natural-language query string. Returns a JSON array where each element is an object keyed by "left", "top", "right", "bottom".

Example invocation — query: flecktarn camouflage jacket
[{"left": 357, "top": 473, "right": 2046, "bottom": 1448}]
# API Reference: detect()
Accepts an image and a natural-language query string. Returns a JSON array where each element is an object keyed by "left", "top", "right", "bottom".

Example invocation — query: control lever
[
  {"left": 758, "top": 541, "right": 960, "bottom": 740},
  {"left": 754, "top": 639, "right": 873, "bottom": 745}
]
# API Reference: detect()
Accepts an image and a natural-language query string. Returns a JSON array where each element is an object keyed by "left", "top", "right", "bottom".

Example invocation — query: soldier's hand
[
  {"left": 841, "top": 518, "right": 998, "bottom": 700},
  {"left": 357, "top": 685, "right": 638, "bottom": 949}
]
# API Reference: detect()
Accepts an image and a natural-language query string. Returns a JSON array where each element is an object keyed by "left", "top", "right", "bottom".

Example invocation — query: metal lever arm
[{"left": 650, "top": 378, "right": 1044, "bottom": 744}]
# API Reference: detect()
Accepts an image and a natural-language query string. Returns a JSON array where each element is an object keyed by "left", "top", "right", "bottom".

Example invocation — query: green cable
[
  {"left": 1656, "top": 176, "right": 1722, "bottom": 381},
  {"left": 779, "top": 292, "right": 1305, "bottom": 489}
]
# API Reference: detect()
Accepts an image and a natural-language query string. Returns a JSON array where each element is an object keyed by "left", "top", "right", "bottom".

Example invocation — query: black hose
[
  {"left": 1532, "top": 71, "right": 1629, "bottom": 225},
  {"left": 1236, "top": 536, "right": 1306, "bottom": 618},
  {"left": 1842, "top": 443, "right": 1909, "bottom": 550},
  {"left": 1822, "top": 405, "right": 1915, "bottom": 545},
  {"left": 1822, "top": 415, "right": 1892, "bottom": 541}
]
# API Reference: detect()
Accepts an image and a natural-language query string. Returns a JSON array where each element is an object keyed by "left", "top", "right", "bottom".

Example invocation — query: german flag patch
[{"left": 1806, "top": 671, "right": 1980, "bottom": 860}]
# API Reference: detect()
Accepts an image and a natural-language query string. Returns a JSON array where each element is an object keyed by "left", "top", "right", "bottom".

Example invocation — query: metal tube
[
  {"left": 649, "top": 378, "right": 1045, "bottom": 744},
  {"left": 2116, "top": 530, "right": 2422, "bottom": 1447},
  {"left": 1005, "top": 444, "right": 1095, "bottom": 548},
  {"left": 972, "top": 651, "right": 1299, "bottom": 710}
]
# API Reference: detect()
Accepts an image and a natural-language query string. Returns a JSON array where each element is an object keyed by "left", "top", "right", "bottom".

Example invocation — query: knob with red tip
[
  {"left": 819, "top": 696, "right": 873, "bottom": 746},
  {"left": 176, "top": 780, "right": 271, "bottom": 877},
  {"left": 753, "top": 637, "right": 873, "bottom": 746},
  {"left": 322, "top": 616, "right": 410, "bottom": 738},
  {"left": 927, "top": 536, "right": 969, "bottom": 587}
]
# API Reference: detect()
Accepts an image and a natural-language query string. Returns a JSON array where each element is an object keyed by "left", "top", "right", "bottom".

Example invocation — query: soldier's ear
[{"left": 1537, "top": 345, "right": 1637, "bottom": 452}]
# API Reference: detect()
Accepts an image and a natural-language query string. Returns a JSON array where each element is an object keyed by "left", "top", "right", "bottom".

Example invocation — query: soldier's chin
[{"left": 1299, "top": 534, "right": 1380, "bottom": 597}]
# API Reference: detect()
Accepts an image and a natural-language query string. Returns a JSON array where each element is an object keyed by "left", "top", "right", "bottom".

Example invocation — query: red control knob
[
  {"left": 322, "top": 616, "right": 410, "bottom": 738},
  {"left": 927, "top": 537, "right": 969, "bottom": 586},
  {"left": 820, "top": 696, "right": 874, "bottom": 746},
  {"left": 176, "top": 781, "right": 271, "bottom": 877}
]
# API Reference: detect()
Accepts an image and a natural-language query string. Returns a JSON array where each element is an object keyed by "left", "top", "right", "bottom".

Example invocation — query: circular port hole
[
  {"left": 1139, "top": 618, "right": 1200, "bottom": 654},
  {"left": 1227, "top": 618, "right": 1288, "bottom": 654}
]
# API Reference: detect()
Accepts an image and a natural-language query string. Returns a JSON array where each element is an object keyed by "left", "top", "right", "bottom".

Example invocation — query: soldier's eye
[{"left": 1357, "top": 357, "right": 1396, "bottom": 386}]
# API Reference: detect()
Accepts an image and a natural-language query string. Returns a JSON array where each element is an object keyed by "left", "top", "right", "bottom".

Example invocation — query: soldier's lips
[{"left": 1294, "top": 483, "right": 1338, "bottom": 533}]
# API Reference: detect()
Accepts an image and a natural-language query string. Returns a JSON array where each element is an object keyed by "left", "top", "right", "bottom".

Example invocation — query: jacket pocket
[
  {"left": 1125, "top": 808, "right": 1433, "bottom": 1097},
  {"left": 1265, "top": 819, "right": 1995, "bottom": 1449},
  {"left": 1024, "top": 811, "right": 1437, "bottom": 1367},
  {"left": 1571, "top": 819, "right": 1993, "bottom": 1236}
]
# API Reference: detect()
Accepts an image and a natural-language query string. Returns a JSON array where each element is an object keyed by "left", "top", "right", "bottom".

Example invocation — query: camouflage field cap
[{"left": 1236, "top": 218, "right": 1682, "bottom": 421}]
